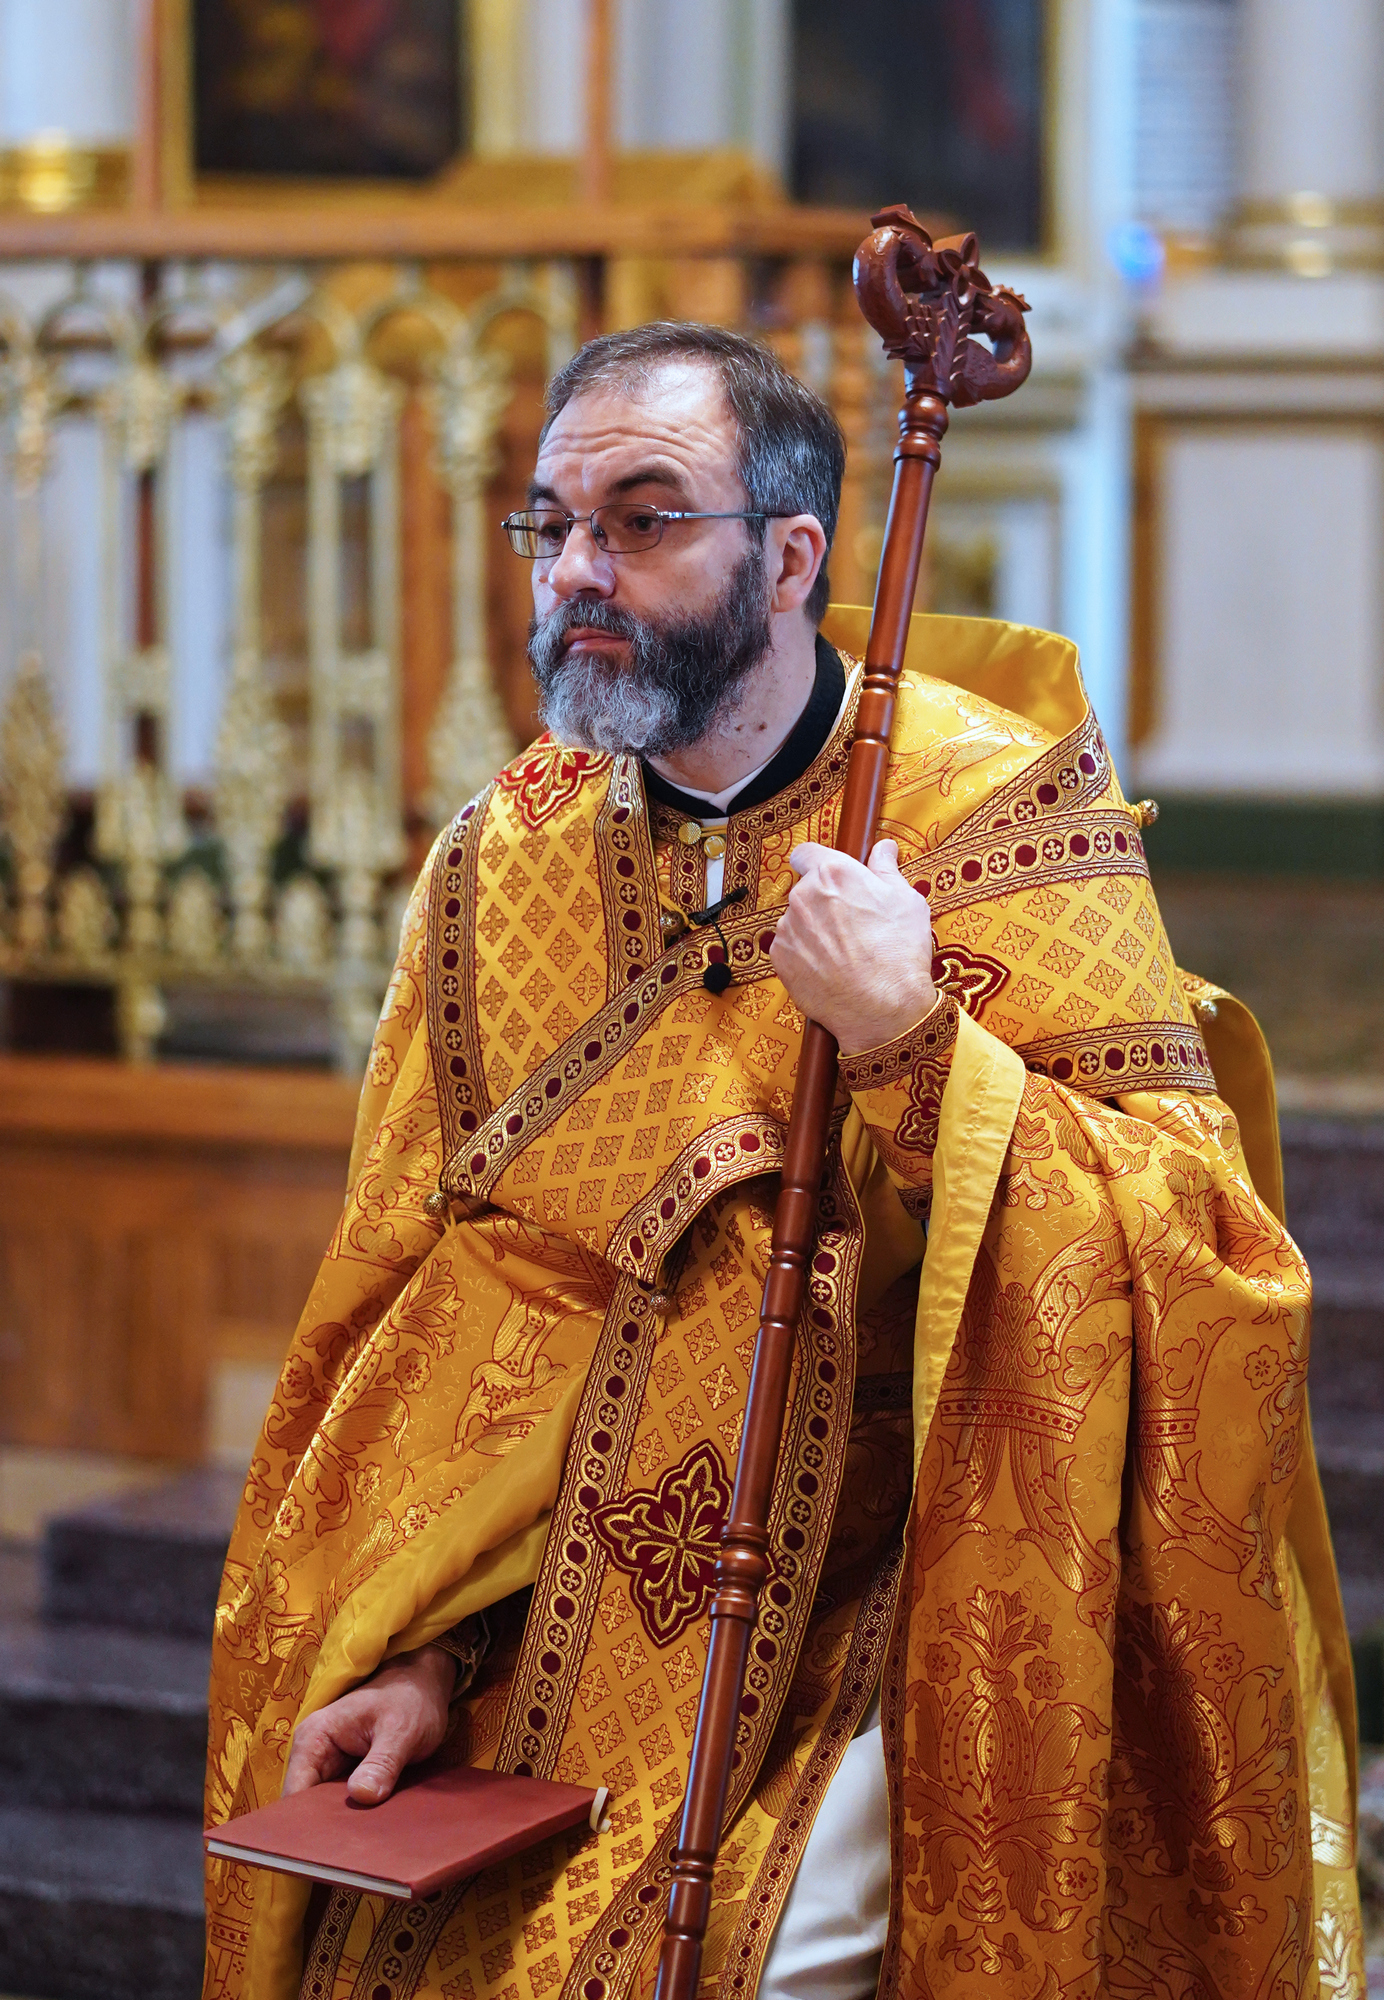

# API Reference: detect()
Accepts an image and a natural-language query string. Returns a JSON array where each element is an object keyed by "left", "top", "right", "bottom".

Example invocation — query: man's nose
[{"left": 544, "top": 520, "right": 616, "bottom": 600}]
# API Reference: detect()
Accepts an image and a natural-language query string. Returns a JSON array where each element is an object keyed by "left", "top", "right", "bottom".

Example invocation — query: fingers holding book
[{"left": 282, "top": 1643, "right": 458, "bottom": 1806}]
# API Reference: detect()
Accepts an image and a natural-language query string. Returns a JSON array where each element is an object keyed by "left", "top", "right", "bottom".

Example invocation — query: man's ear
[{"left": 767, "top": 514, "right": 827, "bottom": 617}]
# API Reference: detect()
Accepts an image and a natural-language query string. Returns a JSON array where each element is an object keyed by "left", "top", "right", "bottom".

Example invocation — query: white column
[
  {"left": 1227, "top": 0, "right": 1384, "bottom": 272},
  {"left": 523, "top": 0, "right": 786, "bottom": 170},
  {"left": 618, "top": 0, "right": 733, "bottom": 150},
  {"left": 526, "top": 0, "right": 585, "bottom": 155},
  {"left": 1133, "top": 0, "right": 1238, "bottom": 236},
  {"left": 0, "top": 0, "right": 133, "bottom": 144}
]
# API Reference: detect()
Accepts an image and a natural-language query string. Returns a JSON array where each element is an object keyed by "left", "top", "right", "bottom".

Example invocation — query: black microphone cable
[{"left": 687, "top": 885, "right": 748, "bottom": 994}]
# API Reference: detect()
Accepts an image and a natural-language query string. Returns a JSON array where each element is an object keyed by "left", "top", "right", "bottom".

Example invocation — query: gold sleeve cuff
[
  {"left": 839, "top": 992, "right": 962, "bottom": 1215},
  {"left": 838, "top": 991, "right": 960, "bottom": 1092}
]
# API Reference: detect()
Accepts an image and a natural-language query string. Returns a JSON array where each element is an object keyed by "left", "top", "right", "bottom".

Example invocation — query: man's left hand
[{"left": 770, "top": 839, "right": 937, "bottom": 1056}]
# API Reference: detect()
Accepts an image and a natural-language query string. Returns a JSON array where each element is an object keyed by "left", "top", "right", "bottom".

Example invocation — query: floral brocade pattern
[
  {"left": 203, "top": 636, "right": 1361, "bottom": 2000},
  {"left": 876, "top": 1077, "right": 1361, "bottom": 1999}
]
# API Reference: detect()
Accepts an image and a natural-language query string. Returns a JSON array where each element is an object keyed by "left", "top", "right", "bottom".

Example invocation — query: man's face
[{"left": 525, "top": 362, "right": 774, "bottom": 758}]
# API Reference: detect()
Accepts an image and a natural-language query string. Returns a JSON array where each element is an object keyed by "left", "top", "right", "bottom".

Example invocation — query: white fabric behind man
[{"left": 757, "top": 1696, "right": 890, "bottom": 2000}]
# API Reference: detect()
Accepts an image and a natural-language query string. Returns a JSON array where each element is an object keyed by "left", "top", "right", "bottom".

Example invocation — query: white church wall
[
  {"left": 1136, "top": 421, "right": 1384, "bottom": 795},
  {"left": 521, "top": 0, "right": 788, "bottom": 169}
]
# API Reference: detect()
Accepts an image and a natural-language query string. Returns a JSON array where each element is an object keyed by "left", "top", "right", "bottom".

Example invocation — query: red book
[{"left": 205, "top": 1767, "right": 610, "bottom": 1900}]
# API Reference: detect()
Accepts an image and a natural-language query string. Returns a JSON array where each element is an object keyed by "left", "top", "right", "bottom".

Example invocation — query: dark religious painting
[
  {"left": 791, "top": 0, "right": 1045, "bottom": 251},
  {"left": 192, "top": 0, "right": 466, "bottom": 180}
]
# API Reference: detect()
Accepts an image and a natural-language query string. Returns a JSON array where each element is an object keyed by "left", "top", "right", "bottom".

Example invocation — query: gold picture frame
[{"left": 159, "top": 0, "right": 473, "bottom": 210}]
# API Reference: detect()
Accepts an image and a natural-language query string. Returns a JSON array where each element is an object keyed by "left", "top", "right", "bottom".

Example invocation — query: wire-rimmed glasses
[{"left": 500, "top": 503, "right": 785, "bottom": 559}]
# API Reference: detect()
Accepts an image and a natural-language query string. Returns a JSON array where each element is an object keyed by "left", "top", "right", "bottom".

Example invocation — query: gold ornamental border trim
[
  {"left": 909, "top": 807, "right": 1149, "bottom": 917},
  {"left": 838, "top": 993, "right": 960, "bottom": 1095},
  {"left": 427, "top": 785, "right": 497, "bottom": 1147},
  {"left": 613, "top": 1114, "right": 786, "bottom": 1277},
  {"left": 898, "top": 706, "right": 1146, "bottom": 918},
  {"left": 718, "top": 1535, "right": 908, "bottom": 1998},
  {"left": 299, "top": 1884, "right": 361, "bottom": 1995},
  {"left": 597, "top": 758, "right": 664, "bottom": 1005},
  {"left": 1018, "top": 1019, "right": 1215, "bottom": 1095},
  {"left": 876, "top": 1511, "right": 916, "bottom": 1999},
  {"left": 650, "top": 799, "right": 710, "bottom": 911},
  {"left": 495, "top": 1274, "right": 660, "bottom": 1782},
  {"left": 562, "top": 1159, "right": 866, "bottom": 2000},
  {"left": 968, "top": 704, "right": 1112, "bottom": 830}
]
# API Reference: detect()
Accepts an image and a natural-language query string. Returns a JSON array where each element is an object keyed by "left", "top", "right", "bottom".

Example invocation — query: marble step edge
[
  {"left": 0, "top": 1830, "right": 205, "bottom": 2000},
  {"left": 1280, "top": 1115, "right": 1384, "bottom": 1150}
]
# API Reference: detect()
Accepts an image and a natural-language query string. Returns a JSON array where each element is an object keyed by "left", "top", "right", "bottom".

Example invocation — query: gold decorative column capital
[
  {"left": 0, "top": 131, "right": 129, "bottom": 213},
  {"left": 1223, "top": 194, "right": 1384, "bottom": 276}
]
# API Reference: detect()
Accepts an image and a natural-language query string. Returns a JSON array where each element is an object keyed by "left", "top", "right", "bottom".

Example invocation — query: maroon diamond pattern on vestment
[
  {"left": 931, "top": 941, "right": 1010, "bottom": 1016},
  {"left": 588, "top": 1438, "right": 731, "bottom": 1649}
]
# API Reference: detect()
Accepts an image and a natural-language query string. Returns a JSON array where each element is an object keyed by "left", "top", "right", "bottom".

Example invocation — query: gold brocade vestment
[{"left": 204, "top": 610, "right": 1364, "bottom": 2000}]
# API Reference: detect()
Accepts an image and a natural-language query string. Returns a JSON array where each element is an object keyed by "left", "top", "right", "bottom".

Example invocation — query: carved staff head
[{"left": 852, "top": 202, "right": 1032, "bottom": 410}]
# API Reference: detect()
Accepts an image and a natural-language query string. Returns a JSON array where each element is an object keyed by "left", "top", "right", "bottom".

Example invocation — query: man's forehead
[{"left": 534, "top": 360, "right": 739, "bottom": 492}]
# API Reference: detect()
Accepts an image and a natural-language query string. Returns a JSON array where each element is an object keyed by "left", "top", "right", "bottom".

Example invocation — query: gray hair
[{"left": 542, "top": 322, "right": 847, "bottom": 624}]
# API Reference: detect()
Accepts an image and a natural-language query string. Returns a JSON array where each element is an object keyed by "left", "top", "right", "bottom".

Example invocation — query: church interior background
[{"left": 0, "top": 0, "right": 1380, "bottom": 1992}]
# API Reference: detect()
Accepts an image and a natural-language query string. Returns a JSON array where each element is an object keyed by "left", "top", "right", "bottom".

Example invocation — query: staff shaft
[{"left": 654, "top": 206, "right": 1031, "bottom": 2000}]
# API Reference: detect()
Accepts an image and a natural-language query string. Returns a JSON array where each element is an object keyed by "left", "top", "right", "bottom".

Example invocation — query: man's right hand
[{"left": 282, "top": 1644, "right": 457, "bottom": 1806}]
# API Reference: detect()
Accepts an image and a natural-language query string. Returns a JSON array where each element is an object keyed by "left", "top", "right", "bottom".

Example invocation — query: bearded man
[{"left": 205, "top": 324, "right": 1362, "bottom": 2000}]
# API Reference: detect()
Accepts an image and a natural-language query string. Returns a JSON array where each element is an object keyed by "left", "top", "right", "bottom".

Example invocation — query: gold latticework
[{"left": 0, "top": 264, "right": 575, "bottom": 1067}]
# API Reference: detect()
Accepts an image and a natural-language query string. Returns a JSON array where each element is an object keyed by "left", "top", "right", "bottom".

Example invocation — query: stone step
[
  {"left": 1311, "top": 1410, "right": 1384, "bottom": 1589},
  {"left": 42, "top": 1470, "right": 241, "bottom": 1640},
  {"left": 0, "top": 1541, "right": 209, "bottom": 1817},
  {"left": 1281, "top": 1116, "right": 1384, "bottom": 1261},
  {"left": 1341, "top": 1576, "right": 1384, "bottom": 1643},
  {"left": 0, "top": 1612, "right": 209, "bottom": 1816},
  {"left": 0, "top": 1804, "right": 204, "bottom": 2000},
  {"left": 1308, "top": 1262, "right": 1384, "bottom": 1413}
]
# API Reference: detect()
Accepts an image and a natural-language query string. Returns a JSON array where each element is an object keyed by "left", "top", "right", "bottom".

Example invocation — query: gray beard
[{"left": 527, "top": 549, "right": 772, "bottom": 759}]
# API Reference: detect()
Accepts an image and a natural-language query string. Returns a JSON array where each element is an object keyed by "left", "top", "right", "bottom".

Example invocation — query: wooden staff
[{"left": 654, "top": 207, "right": 1033, "bottom": 2000}]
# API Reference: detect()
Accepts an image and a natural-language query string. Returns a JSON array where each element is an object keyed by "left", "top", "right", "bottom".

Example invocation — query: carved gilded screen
[{"left": 791, "top": 0, "right": 1047, "bottom": 252}]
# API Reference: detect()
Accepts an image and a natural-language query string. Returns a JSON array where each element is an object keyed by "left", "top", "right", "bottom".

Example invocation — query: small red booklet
[{"left": 205, "top": 1767, "right": 610, "bottom": 1900}]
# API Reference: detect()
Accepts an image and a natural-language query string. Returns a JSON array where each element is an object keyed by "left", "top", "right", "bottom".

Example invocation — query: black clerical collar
[{"left": 641, "top": 634, "right": 848, "bottom": 821}]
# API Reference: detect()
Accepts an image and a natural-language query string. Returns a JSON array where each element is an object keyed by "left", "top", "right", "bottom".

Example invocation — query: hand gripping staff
[{"left": 653, "top": 207, "right": 1033, "bottom": 2000}]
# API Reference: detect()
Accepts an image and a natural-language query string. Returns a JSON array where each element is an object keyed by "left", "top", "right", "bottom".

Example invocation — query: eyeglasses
[{"left": 501, "top": 503, "right": 784, "bottom": 559}]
